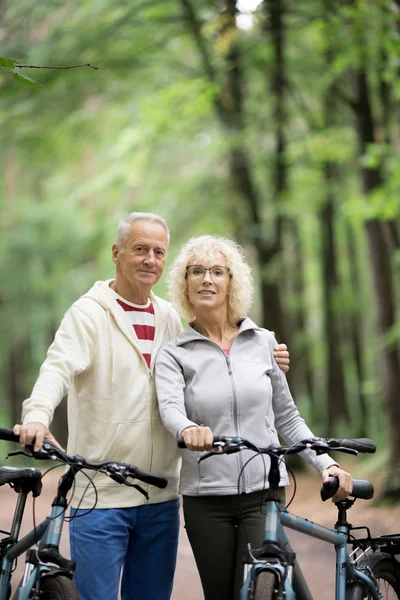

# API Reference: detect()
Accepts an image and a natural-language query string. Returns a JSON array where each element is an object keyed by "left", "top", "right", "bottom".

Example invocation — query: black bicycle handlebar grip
[
  {"left": 321, "top": 477, "right": 374, "bottom": 501},
  {"left": 177, "top": 435, "right": 224, "bottom": 449},
  {"left": 329, "top": 438, "right": 376, "bottom": 453},
  {"left": 129, "top": 465, "right": 168, "bottom": 489},
  {"left": 0, "top": 427, "right": 20, "bottom": 443}
]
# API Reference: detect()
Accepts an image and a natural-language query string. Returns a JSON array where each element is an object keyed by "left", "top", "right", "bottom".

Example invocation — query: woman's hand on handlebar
[
  {"left": 13, "top": 422, "right": 63, "bottom": 453},
  {"left": 322, "top": 465, "right": 353, "bottom": 502},
  {"left": 181, "top": 426, "right": 214, "bottom": 451}
]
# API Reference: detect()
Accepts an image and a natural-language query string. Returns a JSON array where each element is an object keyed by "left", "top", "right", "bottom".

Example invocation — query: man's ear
[
  {"left": 271, "top": 330, "right": 276, "bottom": 338},
  {"left": 112, "top": 243, "right": 119, "bottom": 265}
]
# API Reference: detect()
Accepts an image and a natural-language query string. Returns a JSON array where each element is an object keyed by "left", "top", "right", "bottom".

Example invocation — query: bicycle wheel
[
  {"left": 12, "top": 575, "right": 79, "bottom": 600},
  {"left": 39, "top": 576, "right": 79, "bottom": 600},
  {"left": 254, "top": 571, "right": 277, "bottom": 600},
  {"left": 361, "top": 553, "right": 400, "bottom": 600}
]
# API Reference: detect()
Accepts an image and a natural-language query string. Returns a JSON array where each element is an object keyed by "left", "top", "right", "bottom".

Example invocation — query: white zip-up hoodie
[{"left": 22, "top": 280, "right": 182, "bottom": 509}]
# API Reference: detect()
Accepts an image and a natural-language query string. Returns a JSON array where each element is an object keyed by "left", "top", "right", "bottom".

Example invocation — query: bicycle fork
[
  {"left": 14, "top": 501, "right": 74, "bottom": 600},
  {"left": 240, "top": 500, "right": 297, "bottom": 600}
]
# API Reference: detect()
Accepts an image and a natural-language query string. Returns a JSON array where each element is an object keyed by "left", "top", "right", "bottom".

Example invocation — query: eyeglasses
[{"left": 185, "top": 265, "right": 232, "bottom": 280}]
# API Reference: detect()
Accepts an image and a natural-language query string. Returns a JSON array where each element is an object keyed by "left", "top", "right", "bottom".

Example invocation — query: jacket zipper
[
  {"left": 224, "top": 352, "right": 246, "bottom": 492},
  {"left": 111, "top": 301, "right": 170, "bottom": 503},
  {"left": 142, "top": 370, "right": 153, "bottom": 503}
]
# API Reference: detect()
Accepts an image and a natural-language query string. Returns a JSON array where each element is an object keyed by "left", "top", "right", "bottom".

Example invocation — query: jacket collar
[
  {"left": 81, "top": 279, "right": 172, "bottom": 350},
  {"left": 175, "top": 316, "right": 261, "bottom": 346}
]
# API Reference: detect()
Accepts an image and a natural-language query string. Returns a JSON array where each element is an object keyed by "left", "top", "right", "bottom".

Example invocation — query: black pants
[{"left": 183, "top": 491, "right": 274, "bottom": 600}]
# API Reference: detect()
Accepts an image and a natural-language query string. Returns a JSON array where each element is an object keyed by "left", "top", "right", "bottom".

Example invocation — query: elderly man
[{"left": 14, "top": 212, "right": 289, "bottom": 600}]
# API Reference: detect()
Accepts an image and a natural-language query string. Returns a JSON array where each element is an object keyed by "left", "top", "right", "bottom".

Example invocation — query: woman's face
[{"left": 186, "top": 251, "right": 231, "bottom": 317}]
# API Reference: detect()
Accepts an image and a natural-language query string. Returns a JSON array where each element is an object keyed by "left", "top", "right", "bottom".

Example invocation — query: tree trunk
[
  {"left": 320, "top": 49, "right": 348, "bottom": 430},
  {"left": 291, "top": 224, "right": 316, "bottom": 414},
  {"left": 258, "top": 0, "right": 288, "bottom": 341},
  {"left": 5, "top": 340, "right": 29, "bottom": 427},
  {"left": 320, "top": 188, "right": 348, "bottom": 430},
  {"left": 353, "top": 67, "right": 400, "bottom": 500},
  {"left": 346, "top": 225, "right": 368, "bottom": 438},
  {"left": 180, "top": 0, "right": 287, "bottom": 338}
]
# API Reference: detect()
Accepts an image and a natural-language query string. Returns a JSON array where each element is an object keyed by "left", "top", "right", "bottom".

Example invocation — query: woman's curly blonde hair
[{"left": 168, "top": 235, "right": 253, "bottom": 325}]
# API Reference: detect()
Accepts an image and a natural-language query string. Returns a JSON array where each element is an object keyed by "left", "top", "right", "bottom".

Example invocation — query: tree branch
[{"left": 14, "top": 63, "right": 98, "bottom": 70}]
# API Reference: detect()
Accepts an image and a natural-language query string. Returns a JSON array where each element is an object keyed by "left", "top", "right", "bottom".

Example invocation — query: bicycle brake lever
[
  {"left": 331, "top": 447, "right": 358, "bottom": 456},
  {"left": 7, "top": 445, "right": 53, "bottom": 461},
  {"left": 6, "top": 449, "right": 34, "bottom": 459},
  {"left": 198, "top": 444, "right": 242, "bottom": 463},
  {"left": 312, "top": 444, "right": 357, "bottom": 456},
  {"left": 123, "top": 481, "right": 149, "bottom": 499},
  {"left": 197, "top": 450, "right": 220, "bottom": 463},
  {"left": 107, "top": 471, "right": 150, "bottom": 500}
]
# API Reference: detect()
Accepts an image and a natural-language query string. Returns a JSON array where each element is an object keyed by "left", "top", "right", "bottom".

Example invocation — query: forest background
[{"left": 1, "top": 0, "right": 399, "bottom": 500}]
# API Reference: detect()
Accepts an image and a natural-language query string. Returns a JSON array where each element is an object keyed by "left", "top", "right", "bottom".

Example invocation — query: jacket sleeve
[
  {"left": 155, "top": 345, "right": 198, "bottom": 439},
  {"left": 22, "top": 304, "right": 98, "bottom": 427},
  {"left": 266, "top": 333, "right": 337, "bottom": 473}
]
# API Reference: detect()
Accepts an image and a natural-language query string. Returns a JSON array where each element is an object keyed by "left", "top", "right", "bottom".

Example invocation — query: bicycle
[
  {"left": 179, "top": 435, "right": 400, "bottom": 600},
  {"left": 0, "top": 427, "right": 168, "bottom": 600}
]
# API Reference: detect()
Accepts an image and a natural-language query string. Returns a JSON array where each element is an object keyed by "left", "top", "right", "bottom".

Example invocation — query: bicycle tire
[
  {"left": 39, "top": 576, "right": 79, "bottom": 600},
  {"left": 254, "top": 571, "right": 277, "bottom": 600},
  {"left": 360, "top": 553, "right": 400, "bottom": 600},
  {"left": 12, "top": 575, "right": 79, "bottom": 600}
]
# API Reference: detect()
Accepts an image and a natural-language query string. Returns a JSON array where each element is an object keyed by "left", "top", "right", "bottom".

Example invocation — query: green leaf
[
  {"left": 11, "top": 70, "right": 41, "bottom": 89},
  {"left": 0, "top": 56, "right": 15, "bottom": 68}
]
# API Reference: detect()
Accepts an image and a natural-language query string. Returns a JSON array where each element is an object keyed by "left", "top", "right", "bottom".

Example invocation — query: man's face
[{"left": 112, "top": 220, "right": 168, "bottom": 290}]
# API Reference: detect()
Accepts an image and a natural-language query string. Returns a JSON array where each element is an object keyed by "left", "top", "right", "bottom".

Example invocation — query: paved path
[{"left": 1, "top": 467, "right": 398, "bottom": 599}]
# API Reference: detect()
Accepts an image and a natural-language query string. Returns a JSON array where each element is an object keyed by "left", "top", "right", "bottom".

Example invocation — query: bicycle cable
[{"left": 234, "top": 439, "right": 312, "bottom": 548}]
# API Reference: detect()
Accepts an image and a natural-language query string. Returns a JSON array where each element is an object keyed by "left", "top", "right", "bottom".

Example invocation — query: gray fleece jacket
[{"left": 155, "top": 318, "right": 336, "bottom": 496}]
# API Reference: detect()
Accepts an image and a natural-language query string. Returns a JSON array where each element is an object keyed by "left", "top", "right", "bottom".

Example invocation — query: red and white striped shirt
[{"left": 113, "top": 293, "right": 155, "bottom": 369}]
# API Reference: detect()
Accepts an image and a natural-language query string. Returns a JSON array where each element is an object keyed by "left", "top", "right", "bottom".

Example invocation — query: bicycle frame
[
  {"left": 0, "top": 469, "right": 75, "bottom": 600},
  {"left": 187, "top": 435, "right": 390, "bottom": 600},
  {"left": 240, "top": 496, "right": 381, "bottom": 600},
  {"left": 0, "top": 427, "right": 168, "bottom": 600},
  {"left": 13, "top": 505, "right": 72, "bottom": 600}
]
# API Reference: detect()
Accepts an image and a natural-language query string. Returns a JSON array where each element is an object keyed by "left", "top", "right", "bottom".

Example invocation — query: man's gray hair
[{"left": 115, "top": 212, "right": 170, "bottom": 249}]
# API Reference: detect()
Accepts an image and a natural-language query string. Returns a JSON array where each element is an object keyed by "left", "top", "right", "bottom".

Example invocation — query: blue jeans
[{"left": 69, "top": 499, "right": 180, "bottom": 600}]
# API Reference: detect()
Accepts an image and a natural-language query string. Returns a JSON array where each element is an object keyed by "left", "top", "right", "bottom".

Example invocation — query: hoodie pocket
[{"left": 100, "top": 420, "right": 150, "bottom": 468}]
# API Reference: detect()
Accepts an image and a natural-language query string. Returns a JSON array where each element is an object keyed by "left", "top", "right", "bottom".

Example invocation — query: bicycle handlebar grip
[
  {"left": 0, "top": 427, "right": 20, "bottom": 443},
  {"left": 129, "top": 465, "right": 168, "bottom": 489},
  {"left": 177, "top": 435, "right": 224, "bottom": 449},
  {"left": 321, "top": 477, "right": 374, "bottom": 501},
  {"left": 329, "top": 438, "right": 376, "bottom": 453},
  {"left": 321, "top": 476, "right": 339, "bottom": 500}
]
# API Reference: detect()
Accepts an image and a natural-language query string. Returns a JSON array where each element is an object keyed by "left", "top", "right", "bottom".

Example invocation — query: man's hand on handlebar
[
  {"left": 13, "top": 422, "right": 63, "bottom": 453},
  {"left": 181, "top": 426, "right": 214, "bottom": 451},
  {"left": 322, "top": 465, "right": 353, "bottom": 503},
  {"left": 271, "top": 332, "right": 290, "bottom": 373}
]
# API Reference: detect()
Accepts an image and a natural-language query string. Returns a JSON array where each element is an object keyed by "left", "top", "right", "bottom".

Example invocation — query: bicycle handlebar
[
  {"left": 0, "top": 427, "right": 168, "bottom": 490},
  {"left": 176, "top": 434, "right": 377, "bottom": 503},
  {"left": 177, "top": 435, "right": 376, "bottom": 456},
  {"left": 0, "top": 427, "right": 20, "bottom": 443}
]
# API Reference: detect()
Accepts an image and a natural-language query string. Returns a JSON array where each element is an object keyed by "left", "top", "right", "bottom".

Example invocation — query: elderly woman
[{"left": 155, "top": 235, "right": 352, "bottom": 600}]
